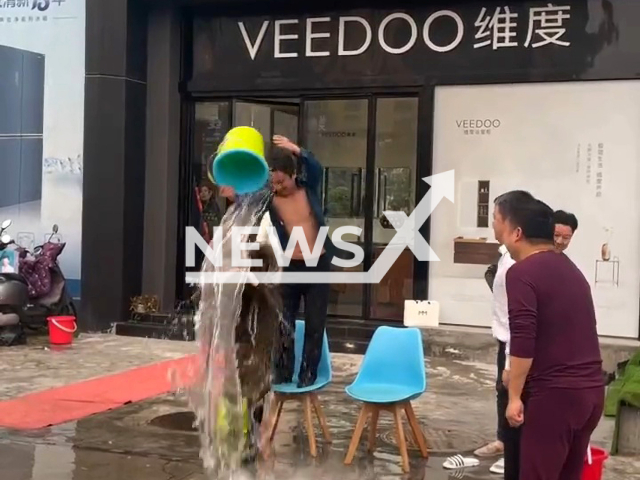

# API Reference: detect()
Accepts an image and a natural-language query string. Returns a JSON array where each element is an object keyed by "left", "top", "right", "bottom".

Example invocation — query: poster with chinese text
[
  {"left": 431, "top": 80, "right": 640, "bottom": 338},
  {"left": 0, "top": 0, "right": 84, "bottom": 297}
]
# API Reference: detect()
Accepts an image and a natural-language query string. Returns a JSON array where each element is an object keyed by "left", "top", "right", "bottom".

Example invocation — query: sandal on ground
[
  {"left": 443, "top": 455, "right": 480, "bottom": 469},
  {"left": 448, "top": 468, "right": 470, "bottom": 479}
]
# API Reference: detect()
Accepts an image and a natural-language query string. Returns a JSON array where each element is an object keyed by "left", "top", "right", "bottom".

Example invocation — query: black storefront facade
[{"left": 81, "top": 0, "right": 640, "bottom": 341}]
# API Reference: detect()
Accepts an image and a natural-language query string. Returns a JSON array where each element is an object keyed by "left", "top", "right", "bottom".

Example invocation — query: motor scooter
[
  {"left": 18, "top": 224, "right": 77, "bottom": 329},
  {"left": 0, "top": 219, "right": 29, "bottom": 346}
]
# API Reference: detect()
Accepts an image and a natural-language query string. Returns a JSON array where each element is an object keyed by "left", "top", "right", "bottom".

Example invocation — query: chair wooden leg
[
  {"left": 302, "top": 395, "right": 318, "bottom": 457},
  {"left": 344, "top": 404, "right": 370, "bottom": 465},
  {"left": 393, "top": 404, "right": 410, "bottom": 473},
  {"left": 404, "top": 402, "right": 429, "bottom": 458},
  {"left": 311, "top": 393, "right": 332, "bottom": 443},
  {"left": 368, "top": 405, "right": 379, "bottom": 453},
  {"left": 268, "top": 395, "right": 285, "bottom": 441}
]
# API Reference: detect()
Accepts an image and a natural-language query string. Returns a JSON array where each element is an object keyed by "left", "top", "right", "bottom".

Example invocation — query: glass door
[
  {"left": 302, "top": 96, "right": 418, "bottom": 321},
  {"left": 192, "top": 101, "right": 232, "bottom": 261},
  {"left": 370, "top": 97, "right": 418, "bottom": 320},
  {"left": 190, "top": 98, "right": 301, "bottom": 244},
  {"left": 303, "top": 98, "right": 368, "bottom": 318},
  {"left": 189, "top": 95, "right": 418, "bottom": 321},
  {"left": 233, "top": 99, "right": 300, "bottom": 159}
]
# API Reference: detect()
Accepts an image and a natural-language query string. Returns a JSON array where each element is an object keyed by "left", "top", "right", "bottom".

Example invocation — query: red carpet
[{"left": 0, "top": 355, "right": 198, "bottom": 430}]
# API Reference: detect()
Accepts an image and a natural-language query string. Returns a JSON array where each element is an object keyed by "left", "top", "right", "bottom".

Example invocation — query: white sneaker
[
  {"left": 490, "top": 458, "right": 505, "bottom": 474},
  {"left": 474, "top": 440, "right": 504, "bottom": 457}
]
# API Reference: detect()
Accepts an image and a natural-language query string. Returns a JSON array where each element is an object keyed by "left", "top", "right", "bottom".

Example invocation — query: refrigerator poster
[
  {"left": 0, "top": 0, "right": 85, "bottom": 297},
  {"left": 430, "top": 81, "right": 640, "bottom": 338}
]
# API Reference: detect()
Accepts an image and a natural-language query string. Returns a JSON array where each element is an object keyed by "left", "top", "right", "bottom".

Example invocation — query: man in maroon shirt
[{"left": 493, "top": 191, "right": 604, "bottom": 480}]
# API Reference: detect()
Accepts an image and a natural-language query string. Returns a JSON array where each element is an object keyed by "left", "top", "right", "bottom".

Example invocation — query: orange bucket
[{"left": 47, "top": 316, "right": 77, "bottom": 345}]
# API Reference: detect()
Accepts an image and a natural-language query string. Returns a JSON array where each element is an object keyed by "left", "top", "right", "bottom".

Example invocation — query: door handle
[
  {"left": 376, "top": 168, "right": 387, "bottom": 217},
  {"left": 350, "top": 170, "right": 362, "bottom": 217},
  {"left": 381, "top": 172, "right": 388, "bottom": 212}
]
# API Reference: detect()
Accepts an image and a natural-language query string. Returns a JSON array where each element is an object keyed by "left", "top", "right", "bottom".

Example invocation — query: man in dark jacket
[{"left": 267, "top": 135, "right": 331, "bottom": 388}]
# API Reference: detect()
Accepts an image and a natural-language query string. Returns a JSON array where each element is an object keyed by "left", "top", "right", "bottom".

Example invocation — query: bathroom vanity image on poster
[
  {"left": 0, "top": 44, "right": 45, "bottom": 209},
  {"left": 430, "top": 80, "right": 640, "bottom": 339}
]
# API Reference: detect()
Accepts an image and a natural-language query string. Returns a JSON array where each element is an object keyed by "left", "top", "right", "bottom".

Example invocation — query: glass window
[
  {"left": 371, "top": 97, "right": 418, "bottom": 320},
  {"left": 304, "top": 98, "right": 369, "bottom": 317}
]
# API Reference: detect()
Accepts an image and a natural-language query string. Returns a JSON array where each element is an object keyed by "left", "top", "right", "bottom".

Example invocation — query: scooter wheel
[{"left": 0, "top": 324, "right": 26, "bottom": 347}]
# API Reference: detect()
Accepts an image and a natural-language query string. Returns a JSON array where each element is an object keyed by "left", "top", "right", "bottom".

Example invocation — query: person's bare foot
[{"left": 474, "top": 440, "right": 504, "bottom": 457}]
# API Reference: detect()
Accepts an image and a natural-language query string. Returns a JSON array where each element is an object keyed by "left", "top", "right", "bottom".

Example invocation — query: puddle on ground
[
  {"left": 148, "top": 411, "right": 199, "bottom": 433},
  {"left": 0, "top": 437, "right": 499, "bottom": 480},
  {"left": 0, "top": 420, "right": 498, "bottom": 480}
]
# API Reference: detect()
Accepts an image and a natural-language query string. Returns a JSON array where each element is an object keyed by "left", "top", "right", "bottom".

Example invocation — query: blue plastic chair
[
  {"left": 344, "top": 326, "right": 429, "bottom": 472},
  {"left": 272, "top": 320, "right": 332, "bottom": 394},
  {"left": 268, "top": 320, "right": 332, "bottom": 457}
]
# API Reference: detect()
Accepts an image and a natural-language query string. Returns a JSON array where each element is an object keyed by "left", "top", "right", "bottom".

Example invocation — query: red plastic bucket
[
  {"left": 582, "top": 447, "right": 609, "bottom": 480},
  {"left": 47, "top": 316, "right": 77, "bottom": 345}
]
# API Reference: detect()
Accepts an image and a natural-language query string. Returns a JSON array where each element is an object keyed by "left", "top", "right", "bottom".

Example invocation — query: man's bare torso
[{"left": 272, "top": 188, "right": 325, "bottom": 260}]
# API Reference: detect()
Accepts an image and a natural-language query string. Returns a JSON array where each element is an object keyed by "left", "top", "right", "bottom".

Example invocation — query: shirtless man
[
  {"left": 221, "top": 135, "right": 332, "bottom": 389},
  {"left": 268, "top": 135, "right": 331, "bottom": 388}
]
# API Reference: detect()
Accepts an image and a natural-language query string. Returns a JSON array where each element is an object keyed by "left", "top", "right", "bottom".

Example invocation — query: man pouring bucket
[{"left": 208, "top": 127, "right": 332, "bottom": 459}]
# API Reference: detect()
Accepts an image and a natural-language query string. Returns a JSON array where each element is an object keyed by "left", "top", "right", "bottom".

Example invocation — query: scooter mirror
[
  {"left": 1, "top": 234, "right": 11, "bottom": 244},
  {"left": 52, "top": 224, "right": 59, "bottom": 234},
  {"left": 1, "top": 219, "right": 11, "bottom": 230}
]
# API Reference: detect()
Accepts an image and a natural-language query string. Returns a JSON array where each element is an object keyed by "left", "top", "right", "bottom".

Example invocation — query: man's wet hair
[
  {"left": 269, "top": 147, "right": 296, "bottom": 177},
  {"left": 554, "top": 210, "right": 579, "bottom": 232},
  {"left": 494, "top": 190, "right": 554, "bottom": 243}
]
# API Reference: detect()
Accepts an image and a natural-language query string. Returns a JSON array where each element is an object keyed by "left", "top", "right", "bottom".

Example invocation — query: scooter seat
[{"left": 0, "top": 273, "right": 27, "bottom": 284}]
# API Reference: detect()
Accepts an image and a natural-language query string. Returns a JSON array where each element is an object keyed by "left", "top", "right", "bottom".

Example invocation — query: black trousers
[
  {"left": 275, "top": 253, "right": 330, "bottom": 384},
  {"left": 497, "top": 341, "right": 522, "bottom": 480}
]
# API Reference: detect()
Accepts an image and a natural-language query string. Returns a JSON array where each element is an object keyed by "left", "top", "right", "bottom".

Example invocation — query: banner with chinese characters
[
  {"left": 190, "top": 0, "right": 634, "bottom": 91},
  {"left": 0, "top": 0, "right": 85, "bottom": 297},
  {"left": 430, "top": 80, "right": 640, "bottom": 338}
]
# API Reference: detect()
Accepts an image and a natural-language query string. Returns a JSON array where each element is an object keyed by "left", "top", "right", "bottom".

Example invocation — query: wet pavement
[
  {"left": 0, "top": 334, "right": 195, "bottom": 400},
  {"left": 1, "top": 335, "right": 639, "bottom": 479}
]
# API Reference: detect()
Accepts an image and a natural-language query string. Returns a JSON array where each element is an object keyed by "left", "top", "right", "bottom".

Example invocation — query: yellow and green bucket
[
  {"left": 212, "top": 126, "right": 269, "bottom": 194},
  {"left": 215, "top": 398, "right": 250, "bottom": 438}
]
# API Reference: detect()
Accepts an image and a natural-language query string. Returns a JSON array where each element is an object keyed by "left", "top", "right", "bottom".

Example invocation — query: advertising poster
[
  {"left": 0, "top": 0, "right": 85, "bottom": 297},
  {"left": 430, "top": 81, "right": 640, "bottom": 338}
]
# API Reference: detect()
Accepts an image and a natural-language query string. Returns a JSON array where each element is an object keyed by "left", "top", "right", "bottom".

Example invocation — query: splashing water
[{"left": 184, "top": 190, "right": 272, "bottom": 479}]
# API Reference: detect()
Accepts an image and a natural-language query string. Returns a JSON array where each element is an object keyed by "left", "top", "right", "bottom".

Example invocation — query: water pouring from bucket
[
  {"left": 212, "top": 126, "right": 269, "bottom": 195},
  {"left": 181, "top": 153, "right": 275, "bottom": 476}
]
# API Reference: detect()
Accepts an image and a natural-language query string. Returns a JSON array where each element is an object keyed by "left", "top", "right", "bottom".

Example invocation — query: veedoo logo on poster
[
  {"left": 456, "top": 118, "right": 502, "bottom": 136},
  {"left": 0, "top": 0, "right": 85, "bottom": 297}
]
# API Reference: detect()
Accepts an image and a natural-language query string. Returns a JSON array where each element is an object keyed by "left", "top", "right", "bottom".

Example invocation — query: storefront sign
[
  {"left": 237, "top": 5, "right": 571, "bottom": 60},
  {"left": 189, "top": 0, "right": 630, "bottom": 91}
]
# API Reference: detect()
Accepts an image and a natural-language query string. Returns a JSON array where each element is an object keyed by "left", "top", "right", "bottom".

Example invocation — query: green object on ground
[
  {"left": 609, "top": 350, "right": 640, "bottom": 455},
  {"left": 618, "top": 366, "right": 640, "bottom": 407},
  {"left": 605, "top": 350, "right": 640, "bottom": 416},
  {"left": 216, "top": 398, "right": 250, "bottom": 438},
  {"left": 605, "top": 378, "right": 625, "bottom": 417}
]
